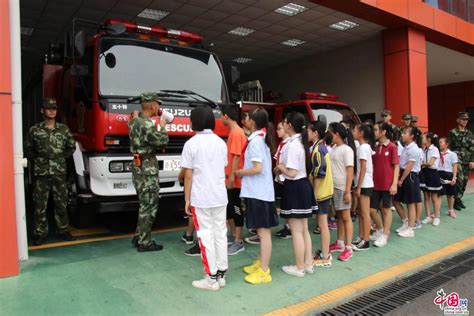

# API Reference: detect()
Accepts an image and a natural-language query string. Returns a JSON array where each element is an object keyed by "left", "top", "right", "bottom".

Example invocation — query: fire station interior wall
[
  {"left": 243, "top": 35, "right": 385, "bottom": 119},
  {"left": 428, "top": 80, "right": 474, "bottom": 137}
]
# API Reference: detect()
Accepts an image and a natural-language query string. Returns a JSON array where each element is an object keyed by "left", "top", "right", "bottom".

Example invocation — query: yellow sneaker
[
  {"left": 243, "top": 260, "right": 261, "bottom": 274},
  {"left": 244, "top": 267, "right": 272, "bottom": 284}
]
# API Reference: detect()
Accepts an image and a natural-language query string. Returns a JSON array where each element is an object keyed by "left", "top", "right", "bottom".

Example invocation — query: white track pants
[{"left": 192, "top": 206, "right": 228, "bottom": 275}]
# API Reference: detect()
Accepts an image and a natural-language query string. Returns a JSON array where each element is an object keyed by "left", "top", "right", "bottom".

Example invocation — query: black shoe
[
  {"left": 58, "top": 232, "right": 75, "bottom": 241},
  {"left": 352, "top": 236, "right": 362, "bottom": 246},
  {"left": 137, "top": 241, "right": 163, "bottom": 252},
  {"left": 460, "top": 201, "right": 466, "bottom": 209},
  {"left": 313, "top": 227, "right": 321, "bottom": 235},
  {"left": 276, "top": 226, "right": 292, "bottom": 239},
  {"left": 184, "top": 243, "right": 201, "bottom": 256},
  {"left": 353, "top": 240, "right": 370, "bottom": 251},
  {"left": 131, "top": 236, "right": 139, "bottom": 248},
  {"left": 33, "top": 236, "right": 47, "bottom": 246},
  {"left": 454, "top": 201, "right": 462, "bottom": 211},
  {"left": 181, "top": 232, "right": 194, "bottom": 245}
]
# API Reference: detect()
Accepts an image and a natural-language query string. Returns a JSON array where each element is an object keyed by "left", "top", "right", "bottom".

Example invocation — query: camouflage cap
[
  {"left": 140, "top": 92, "right": 162, "bottom": 104},
  {"left": 411, "top": 115, "right": 418, "bottom": 122},
  {"left": 402, "top": 113, "right": 412, "bottom": 120},
  {"left": 42, "top": 98, "right": 58, "bottom": 109},
  {"left": 458, "top": 112, "right": 470, "bottom": 120},
  {"left": 381, "top": 109, "right": 391, "bottom": 117}
]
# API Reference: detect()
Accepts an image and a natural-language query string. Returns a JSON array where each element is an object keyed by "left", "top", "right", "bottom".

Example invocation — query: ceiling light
[
  {"left": 281, "top": 39, "right": 305, "bottom": 47},
  {"left": 137, "top": 8, "right": 169, "bottom": 21},
  {"left": 233, "top": 57, "right": 253, "bottom": 64},
  {"left": 329, "top": 20, "right": 359, "bottom": 31},
  {"left": 275, "top": 3, "right": 307, "bottom": 16},
  {"left": 228, "top": 27, "right": 255, "bottom": 37},
  {"left": 21, "top": 27, "right": 34, "bottom": 35}
]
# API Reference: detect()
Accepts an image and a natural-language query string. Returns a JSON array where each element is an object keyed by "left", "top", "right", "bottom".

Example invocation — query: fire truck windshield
[
  {"left": 99, "top": 38, "right": 226, "bottom": 103},
  {"left": 311, "top": 103, "right": 359, "bottom": 126}
]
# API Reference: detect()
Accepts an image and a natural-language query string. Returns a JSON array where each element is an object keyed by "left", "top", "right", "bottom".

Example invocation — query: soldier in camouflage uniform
[
  {"left": 24, "top": 98, "right": 76, "bottom": 245},
  {"left": 400, "top": 113, "right": 412, "bottom": 132},
  {"left": 128, "top": 92, "right": 169, "bottom": 252},
  {"left": 448, "top": 112, "right": 474, "bottom": 210},
  {"left": 410, "top": 115, "right": 419, "bottom": 128},
  {"left": 381, "top": 109, "right": 400, "bottom": 141}
]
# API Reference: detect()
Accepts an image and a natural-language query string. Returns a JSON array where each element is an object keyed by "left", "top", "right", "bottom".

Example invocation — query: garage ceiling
[
  {"left": 427, "top": 42, "right": 474, "bottom": 86},
  {"left": 20, "top": 0, "right": 384, "bottom": 84}
]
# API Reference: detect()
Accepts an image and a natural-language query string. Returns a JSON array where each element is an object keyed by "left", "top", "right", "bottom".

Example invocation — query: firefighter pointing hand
[{"left": 128, "top": 92, "right": 169, "bottom": 252}]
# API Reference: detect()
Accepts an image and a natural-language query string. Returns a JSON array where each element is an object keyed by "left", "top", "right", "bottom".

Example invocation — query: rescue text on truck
[{"left": 41, "top": 19, "right": 231, "bottom": 226}]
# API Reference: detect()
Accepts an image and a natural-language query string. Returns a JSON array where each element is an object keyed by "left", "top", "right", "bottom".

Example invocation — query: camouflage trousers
[
  {"left": 132, "top": 173, "right": 160, "bottom": 246},
  {"left": 33, "top": 175, "right": 69, "bottom": 238},
  {"left": 455, "top": 164, "right": 470, "bottom": 202}
]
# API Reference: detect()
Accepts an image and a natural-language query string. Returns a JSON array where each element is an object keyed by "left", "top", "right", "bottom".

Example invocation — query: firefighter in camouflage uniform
[
  {"left": 448, "top": 112, "right": 474, "bottom": 210},
  {"left": 24, "top": 98, "right": 76, "bottom": 245},
  {"left": 129, "top": 92, "right": 169, "bottom": 252}
]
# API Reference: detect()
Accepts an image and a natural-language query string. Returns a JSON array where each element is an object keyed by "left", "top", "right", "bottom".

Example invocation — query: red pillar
[
  {"left": 0, "top": 0, "right": 19, "bottom": 277},
  {"left": 383, "top": 27, "right": 428, "bottom": 130}
]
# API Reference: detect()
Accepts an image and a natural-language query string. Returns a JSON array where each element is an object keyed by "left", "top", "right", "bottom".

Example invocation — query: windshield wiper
[
  {"left": 160, "top": 89, "right": 218, "bottom": 108},
  {"left": 127, "top": 92, "right": 187, "bottom": 103}
]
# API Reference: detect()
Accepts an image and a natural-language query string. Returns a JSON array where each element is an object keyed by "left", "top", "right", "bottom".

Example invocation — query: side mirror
[
  {"left": 105, "top": 23, "right": 126, "bottom": 36},
  {"left": 231, "top": 65, "right": 240, "bottom": 85},
  {"left": 74, "top": 30, "right": 85, "bottom": 57}
]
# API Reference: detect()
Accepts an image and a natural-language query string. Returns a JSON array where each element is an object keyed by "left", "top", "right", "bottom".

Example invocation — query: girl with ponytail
[{"left": 276, "top": 111, "right": 317, "bottom": 277}]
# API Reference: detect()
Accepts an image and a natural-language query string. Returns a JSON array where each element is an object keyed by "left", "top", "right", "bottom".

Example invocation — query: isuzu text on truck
[{"left": 41, "top": 19, "right": 230, "bottom": 224}]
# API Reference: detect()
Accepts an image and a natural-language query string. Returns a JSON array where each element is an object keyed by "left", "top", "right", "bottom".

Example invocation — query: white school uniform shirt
[
  {"left": 180, "top": 130, "right": 228, "bottom": 208},
  {"left": 400, "top": 141, "right": 422, "bottom": 173},
  {"left": 329, "top": 143, "right": 354, "bottom": 191},
  {"left": 422, "top": 144, "right": 440, "bottom": 170},
  {"left": 355, "top": 143, "right": 374, "bottom": 188},
  {"left": 240, "top": 130, "right": 275, "bottom": 202},
  {"left": 274, "top": 137, "right": 290, "bottom": 182},
  {"left": 439, "top": 150, "right": 458, "bottom": 173},
  {"left": 279, "top": 133, "right": 307, "bottom": 180},
  {"left": 397, "top": 141, "right": 404, "bottom": 157}
]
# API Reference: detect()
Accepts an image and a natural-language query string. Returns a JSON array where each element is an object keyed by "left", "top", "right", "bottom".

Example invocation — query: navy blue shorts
[{"left": 394, "top": 170, "right": 422, "bottom": 204}]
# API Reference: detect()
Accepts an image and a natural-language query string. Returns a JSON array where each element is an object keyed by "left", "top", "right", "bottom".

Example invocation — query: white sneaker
[
  {"left": 374, "top": 234, "right": 388, "bottom": 247},
  {"left": 414, "top": 220, "right": 422, "bottom": 229},
  {"left": 421, "top": 217, "right": 433, "bottom": 224},
  {"left": 396, "top": 219, "right": 408, "bottom": 233},
  {"left": 192, "top": 275, "right": 220, "bottom": 291},
  {"left": 217, "top": 274, "right": 226, "bottom": 288},
  {"left": 432, "top": 218, "right": 441, "bottom": 226},
  {"left": 370, "top": 230, "right": 383, "bottom": 241},
  {"left": 304, "top": 265, "right": 314, "bottom": 274},
  {"left": 391, "top": 206, "right": 396, "bottom": 211},
  {"left": 282, "top": 265, "right": 305, "bottom": 277},
  {"left": 398, "top": 228, "right": 415, "bottom": 238}
]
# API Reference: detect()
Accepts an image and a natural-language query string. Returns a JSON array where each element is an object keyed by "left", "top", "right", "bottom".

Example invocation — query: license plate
[
  {"left": 113, "top": 182, "right": 128, "bottom": 189},
  {"left": 163, "top": 159, "right": 181, "bottom": 171}
]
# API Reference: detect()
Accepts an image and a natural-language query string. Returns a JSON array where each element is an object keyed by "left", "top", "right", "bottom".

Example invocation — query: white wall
[{"left": 243, "top": 35, "right": 385, "bottom": 118}]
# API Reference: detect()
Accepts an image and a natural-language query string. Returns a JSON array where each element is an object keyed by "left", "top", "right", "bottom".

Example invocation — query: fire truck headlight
[
  {"left": 124, "top": 161, "right": 133, "bottom": 172},
  {"left": 110, "top": 162, "right": 124, "bottom": 173}
]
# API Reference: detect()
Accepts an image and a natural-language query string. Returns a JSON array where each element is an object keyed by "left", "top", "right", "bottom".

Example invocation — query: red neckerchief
[
  {"left": 440, "top": 150, "right": 447, "bottom": 167},
  {"left": 276, "top": 138, "right": 290, "bottom": 164},
  {"left": 242, "top": 129, "right": 266, "bottom": 161}
]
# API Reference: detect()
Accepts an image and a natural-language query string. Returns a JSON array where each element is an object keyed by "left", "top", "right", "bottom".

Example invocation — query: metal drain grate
[{"left": 318, "top": 250, "right": 473, "bottom": 315}]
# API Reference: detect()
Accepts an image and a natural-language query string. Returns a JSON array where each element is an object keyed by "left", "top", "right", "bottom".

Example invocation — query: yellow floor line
[
  {"left": 28, "top": 226, "right": 187, "bottom": 251},
  {"left": 266, "top": 236, "right": 474, "bottom": 316}
]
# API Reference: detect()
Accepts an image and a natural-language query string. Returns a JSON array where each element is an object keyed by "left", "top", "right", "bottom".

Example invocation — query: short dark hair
[
  {"left": 190, "top": 105, "right": 215, "bottom": 132},
  {"left": 220, "top": 103, "right": 239, "bottom": 121}
]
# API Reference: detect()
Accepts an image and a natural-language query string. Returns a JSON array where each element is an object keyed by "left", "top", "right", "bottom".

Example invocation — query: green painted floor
[{"left": 1, "top": 194, "right": 474, "bottom": 316}]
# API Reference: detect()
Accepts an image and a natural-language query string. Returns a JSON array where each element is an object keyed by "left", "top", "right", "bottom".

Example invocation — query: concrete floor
[{"left": 1, "top": 194, "right": 473, "bottom": 315}]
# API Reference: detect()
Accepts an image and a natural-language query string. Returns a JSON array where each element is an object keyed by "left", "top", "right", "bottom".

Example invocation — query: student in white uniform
[
  {"left": 352, "top": 123, "right": 374, "bottom": 251},
  {"left": 393, "top": 126, "right": 423, "bottom": 238},
  {"left": 438, "top": 137, "right": 459, "bottom": 218},
  {"left": 277, "top": 111, "right": 317, "bottom": 277},
  {"left": 420, "top": 132, "right": 443, "bottom": 226},
  {"left": 181, "top": 105, "right": 228, "bottom": 291}
]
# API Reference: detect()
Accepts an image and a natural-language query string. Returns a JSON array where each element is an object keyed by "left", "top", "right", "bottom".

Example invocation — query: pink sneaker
[
  {"left": 338, "top": 247, "right": 353, "bottom": 261},
  {"left": 448, "top": 210, "right": 457, "bottom": 219},
  {"left": 329, "top": 241, "right": 345, "bottom": 253}
]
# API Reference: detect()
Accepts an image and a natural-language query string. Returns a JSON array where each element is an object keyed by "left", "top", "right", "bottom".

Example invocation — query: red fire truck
[
  {"left": 42, "top": 19, "right": 230, "bottom": 223},
  {"left": 241, "top": 92, "right": 360, "bottom": 133}
]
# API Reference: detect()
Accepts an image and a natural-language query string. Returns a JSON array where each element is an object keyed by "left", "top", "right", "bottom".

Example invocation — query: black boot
[
  {"left": 131, "top": 236, "right": 139, "bottom": 248},
  {"left": 454, "top": 200, "right": 462, "bottom": 211},
  {"left": 58, "top": 231, "right": 76, "bottom": 241},
  {"left": 137, "top": 241, "right": 163, "bottom": 252},
  {"left": 460, "top": 200, "right": 466, "bottom": 209},
  {"left": 33, "top": 235, "right": 47, "bottom": 246}
]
